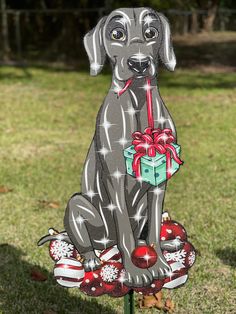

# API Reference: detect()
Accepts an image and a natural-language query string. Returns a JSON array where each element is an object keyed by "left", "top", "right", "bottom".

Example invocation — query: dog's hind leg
[{"left": 64, "top": 193, "right": 116, "bottom": 271}]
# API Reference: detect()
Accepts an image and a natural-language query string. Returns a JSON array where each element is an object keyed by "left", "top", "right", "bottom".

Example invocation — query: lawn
[{"left": 0, "top": 64, "right": 235, "bottom": 314}]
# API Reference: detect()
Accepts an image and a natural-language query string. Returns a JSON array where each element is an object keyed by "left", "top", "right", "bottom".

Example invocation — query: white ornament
[
  {"left": 54, "top": 258, "right": 84, "bottom": 288},
  {"left": 100, "top": 264, "right": 119, "bottom": 282}
]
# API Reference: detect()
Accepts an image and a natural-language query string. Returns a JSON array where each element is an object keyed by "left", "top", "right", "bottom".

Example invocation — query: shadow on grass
[
  {"left": 0, "top": 244, "right": 117, "bottom": 314},
  {"left": 0, "top": 62, "right": 235, "bottom": 91},
  {"left": 159, "top": 71, "right": 236, "bottom": 90},
  {"left": 0, "top": 63, "right": 33, "bottom": 80},
  {"left": 215, "top": 247, "right": 236, "bottom": 268},
  {"left": 0, "top": 39, "right": 235, "bottom": 91}
]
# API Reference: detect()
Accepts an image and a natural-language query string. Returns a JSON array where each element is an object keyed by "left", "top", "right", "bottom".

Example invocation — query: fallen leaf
[
  {"left": 154, "top": 291, "right": 165, "bottom": 310},
  {"left": 38, "top": 200, "right": 60, "bottom": 209},
  {"left": 180, "top": 122, "right": 191, "bottom": 128},
  {"left": 139, "top": 295, "right": 157, "bottom": 309},
  {"left": 154, "top": 291, "right": 163, "bottom": 302},
  {"left": 0, "top": 186, "right": 13, "bottom": 193},
  {"left": 165, "top": 298, "right": 175, "bottom": 313},
  {"left": 30, "top": 268, "right": 47, "bottom": 281},
  {"left": 48, "top": 201, "right": 60, "bottom": 209}
]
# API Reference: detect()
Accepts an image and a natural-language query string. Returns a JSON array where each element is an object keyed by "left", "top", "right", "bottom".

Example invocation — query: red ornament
[
  {"left": 161, "top": 220, "right": 187, "bottom": 242},
  {"left": 102, "top": 281, "right": 116, "bottom": 294},
  {"left": 182, "top": 242, "right": 196, "bottom": 268},
  {"left": 134, "top": 279, "right": 164, "bottom": 295},
  {"left": 131, "top": 245, "right": 158, "bottom": 269},
  {"left": 162, "top": 241, "right": 196, "bottom": 290},
  {"left": 100, "top": 261, "right": 129, "bottom": 296},
  {"left": 49, "top": 240, "right": 77, "bottom": 261},
  {"left": 108, "top": 281, "right": 130, "bottom": 297},
  {"left": 80, "top": 269, "right": 105, "bottom": 296},
  {"left": 107, "top": 269, "right": 130, "bottom": 297},
  {"left": 163, "top": 241, "right": 196, "bottom": 271}
]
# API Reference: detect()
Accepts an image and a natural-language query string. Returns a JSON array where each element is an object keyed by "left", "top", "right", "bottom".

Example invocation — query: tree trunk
[
  {"left": 190, "top": 9, "right": 198, "bottom": 34},
  {"left": 183, "top": 14, "right": 189, "bottom": 35},
  {"left": 202, "top": 0, "right": 219, "bottom": 32},
  {"left": 1, "top": 0, "right": 10, "bottom": 61}
]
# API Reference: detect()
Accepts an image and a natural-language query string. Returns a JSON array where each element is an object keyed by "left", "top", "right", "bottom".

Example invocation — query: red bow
[{"left": 132, "top": 128, "right": 183, "bottom": 180}]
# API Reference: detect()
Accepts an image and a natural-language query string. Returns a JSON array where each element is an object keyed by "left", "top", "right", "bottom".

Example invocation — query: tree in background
[
  {"left": 197, "top": 0, "right": 220, "bottom": 32},
  {"left": 0, "top": 0, "right": 235, "bottom": 62},
  {"left": 1, "top": 0, "right": 10, "bottom": 60}
]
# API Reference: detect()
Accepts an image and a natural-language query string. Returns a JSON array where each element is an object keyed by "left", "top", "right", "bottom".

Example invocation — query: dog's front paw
[
  {"left": 82, "top": 251, "right": 102, "bottom": 272},
  {"left": 123, "top": 265, "right": 153, "bottom": 288},
  {"left": 148, "top": 255, "right": 171, "bottom": 279}
]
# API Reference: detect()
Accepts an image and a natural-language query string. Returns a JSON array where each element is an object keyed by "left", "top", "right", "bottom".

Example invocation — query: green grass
[{"left": 0, "top": 65, "right": 235, "bottom": 314}]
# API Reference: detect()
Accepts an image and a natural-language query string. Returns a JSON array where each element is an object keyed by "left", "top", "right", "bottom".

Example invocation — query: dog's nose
[{"left": 127, "top": 56, "right": 150, "bottom": 74}]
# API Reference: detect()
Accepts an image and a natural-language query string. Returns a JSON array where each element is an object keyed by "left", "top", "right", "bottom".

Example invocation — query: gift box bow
[{"left": 132, "top": 127, "right": 183, "bottom": 180}]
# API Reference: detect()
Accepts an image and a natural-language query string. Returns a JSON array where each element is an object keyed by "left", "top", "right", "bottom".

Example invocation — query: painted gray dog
[{"left": 64, "top": 7, "right": 178, "bottom": 288}]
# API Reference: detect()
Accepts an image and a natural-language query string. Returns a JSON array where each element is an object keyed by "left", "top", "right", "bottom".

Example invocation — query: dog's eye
[
  {"left": 144, "top": 27, "right": 158, "bottom": 40},
  {"left": 111, "top": 28, "right": 126, "bottom": 41}
]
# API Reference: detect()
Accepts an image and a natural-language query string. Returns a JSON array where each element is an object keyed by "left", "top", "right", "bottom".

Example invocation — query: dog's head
[{"left": 84, "top": 7, "right": 176, "bottom": 81}]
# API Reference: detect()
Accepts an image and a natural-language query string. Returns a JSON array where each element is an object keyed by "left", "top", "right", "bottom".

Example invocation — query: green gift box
[{"left": 124, "top": 143, "right": 182, "bottom": 186}]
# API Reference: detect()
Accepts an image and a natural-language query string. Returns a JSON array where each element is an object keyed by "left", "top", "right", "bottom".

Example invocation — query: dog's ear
[
  {"left": 83, "top": 17, "right": 107, "bottom": 76},
  {"left": 157, "top": 13, "right": 176, "bottom": 71}
]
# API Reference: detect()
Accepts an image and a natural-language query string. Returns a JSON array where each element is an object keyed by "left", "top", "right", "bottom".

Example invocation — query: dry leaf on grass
[
  {"left": 139, "top": 292, "right": 167, "bottom": 310},
  {"left": 38, "top": 200, "right": 60, "bottom": 209},
  {"left": 0, "top": 186, "right": 13, "bottom": 193},
  {"left": 138, "top": 295, "right": 158, "bottom": 309},
  {"left": 48, "top": 201, "right": 60, "bottom": 209},
  {"left": 30, "top": 268, "right": 47, "bottom": 281},
  {"left": 154, "top": 291, "right": 165, "bottom": 310},
  {"left": 164, "top": 298, "right": 175, "bottom": 313}
]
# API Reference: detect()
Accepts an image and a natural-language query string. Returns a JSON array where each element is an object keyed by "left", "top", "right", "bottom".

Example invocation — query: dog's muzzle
[{"left": 127, "top": 56, "right": 150, "bottom": 74}]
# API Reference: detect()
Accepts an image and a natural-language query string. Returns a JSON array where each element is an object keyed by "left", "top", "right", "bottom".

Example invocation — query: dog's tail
[{"left": 37, "top": 228, "right": 72, "bottom": 246}]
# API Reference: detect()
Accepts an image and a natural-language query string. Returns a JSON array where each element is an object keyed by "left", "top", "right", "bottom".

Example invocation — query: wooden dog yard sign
[{"left": 38, "top": 6, "right": 196, "bottom": 312}]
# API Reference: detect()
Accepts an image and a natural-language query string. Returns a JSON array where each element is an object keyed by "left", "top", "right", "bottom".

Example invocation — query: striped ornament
[
  {"left": 54, "top": 258, "right": 84, "bottom": 288},
  {"left": 98, "top": 245, "right": 122, "bottom": 263},
  {"left": 163, "top": 269, "right": 188, "bottom": 289}
]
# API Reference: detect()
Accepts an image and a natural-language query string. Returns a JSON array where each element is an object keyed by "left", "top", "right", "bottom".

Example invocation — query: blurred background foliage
[{"left": 0, "top": 0, "right": 235, "bottom": 63}]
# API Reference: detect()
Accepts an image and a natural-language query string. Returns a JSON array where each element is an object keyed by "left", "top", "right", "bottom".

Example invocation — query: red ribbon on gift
[
  {"left": 132, "top": 127, "right": 183, "bottom": 179},
  {"left": 117, "top": 77, "right": 183, "bottom": 182}
]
